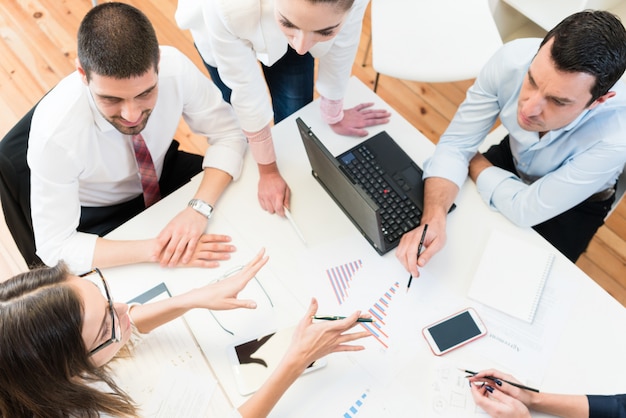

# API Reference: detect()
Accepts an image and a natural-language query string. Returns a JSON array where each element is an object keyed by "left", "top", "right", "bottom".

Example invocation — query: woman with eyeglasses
[{"left": 0, "top": 249, "right": 370, "bottom": 417}]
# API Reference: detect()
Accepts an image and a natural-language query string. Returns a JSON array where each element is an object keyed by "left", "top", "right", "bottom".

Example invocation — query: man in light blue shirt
[{"left": 397, "top": 10, "right": 626, "bottom": 272}]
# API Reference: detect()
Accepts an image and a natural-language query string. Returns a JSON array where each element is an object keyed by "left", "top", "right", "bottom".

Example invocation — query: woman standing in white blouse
[{"left": 176, "top": 0, "right": 391, "bottom": 216}]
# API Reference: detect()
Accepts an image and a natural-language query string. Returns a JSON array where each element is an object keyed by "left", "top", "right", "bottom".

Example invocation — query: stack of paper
[{"left": 468, "top": 229, "right": 555, "bottom": 323}]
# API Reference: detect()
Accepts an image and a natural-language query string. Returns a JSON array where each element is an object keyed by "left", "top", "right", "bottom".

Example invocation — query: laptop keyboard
[{"left": 341, "top": 145, "right": 421, "bottom": 244}]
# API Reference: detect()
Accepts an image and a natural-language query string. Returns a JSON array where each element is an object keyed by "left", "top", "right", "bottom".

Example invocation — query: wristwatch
[{"left": 188, "top": 199, "right": 213, "bottom": 219}]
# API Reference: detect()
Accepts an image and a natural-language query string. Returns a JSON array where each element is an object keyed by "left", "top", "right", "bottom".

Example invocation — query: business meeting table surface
[{"left": 103, "top": 77, "right": 626, "bottom": 417}]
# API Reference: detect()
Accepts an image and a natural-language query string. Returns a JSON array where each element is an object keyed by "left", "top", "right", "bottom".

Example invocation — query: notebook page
[{"left": 467, "top": 229, "right": 555, "bottom": 323}]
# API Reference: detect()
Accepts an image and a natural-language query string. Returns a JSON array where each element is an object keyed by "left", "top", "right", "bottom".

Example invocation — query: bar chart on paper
[
  {"left": 299, "top": 367, "right": 379, "bottom": 417},
  {"left": 343, "top": 391, "right": 369, "bottom": 418},
  {"left": 322, "top": 255, "right": 403, "bottom": 349},
  {"left": 360, "top": 281, "right": 400, "bottom": 349},
  {"left": 326, "top": 259, "right": 364, "bottom": 305}
]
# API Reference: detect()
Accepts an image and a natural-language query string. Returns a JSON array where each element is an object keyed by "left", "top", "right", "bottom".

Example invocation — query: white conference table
[{"left": 105, "top": 77, "right": 626, "bottom": 417}]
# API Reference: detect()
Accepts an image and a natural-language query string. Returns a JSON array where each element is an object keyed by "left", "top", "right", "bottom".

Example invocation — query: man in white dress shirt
[{"left": 27, "top": 2, "right": 246, "bottom": 273}]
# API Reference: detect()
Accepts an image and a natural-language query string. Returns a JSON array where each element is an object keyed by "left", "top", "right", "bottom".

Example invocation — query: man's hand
[
  {"left": 258, "top": 162, "right": 290, "bottom": 217},
  {"left": 330, "top": 102, "right": 391, "bottom": 136},
  {"left": 396, "top": 178, "right": 458, "bottom": 277},
  {"left": 154, "top": 207, "right": 235, "bottom": 267},
  {"left": 396, "top": 219, "right": 446, "bottom": 278}
]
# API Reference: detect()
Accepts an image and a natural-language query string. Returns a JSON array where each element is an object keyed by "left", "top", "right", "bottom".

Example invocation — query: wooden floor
[{"left": 0, "top": 0, "right": 624, "bottom": 303}]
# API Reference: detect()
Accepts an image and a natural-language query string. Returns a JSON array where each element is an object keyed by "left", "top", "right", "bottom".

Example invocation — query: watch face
[
  {"left": 201, "top": 203, "right": 213, "bottom": 217},
  {"left": 190, "top": 199, "right": 213, "bottom": 218}
]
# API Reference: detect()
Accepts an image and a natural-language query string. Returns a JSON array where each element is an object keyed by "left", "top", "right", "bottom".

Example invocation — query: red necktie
[{"left": 132, "top": 134, "right": 161, "bottom": 207}]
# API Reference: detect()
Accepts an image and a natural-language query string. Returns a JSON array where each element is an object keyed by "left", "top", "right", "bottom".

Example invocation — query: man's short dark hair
[
  {"left": 77, "top": 2, "right": 160, "bottom": 81},
  {"left": 541, "top": 10, "right": 626, "bottom": 103}
]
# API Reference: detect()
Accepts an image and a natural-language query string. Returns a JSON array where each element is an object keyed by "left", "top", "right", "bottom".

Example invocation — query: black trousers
[
  {"left": 482, "top": 136, "right": 615, "bottom": 262},
  {"left": 78, "top": 140, "right": 203, "bottom": 236}
]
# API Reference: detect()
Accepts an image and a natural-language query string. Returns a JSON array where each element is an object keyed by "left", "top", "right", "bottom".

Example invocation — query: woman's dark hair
[
  {"left": 77, "top": 2, "right": 160, "bottom": 81},
  {"left": 541, "top": 10, "right": 626, "bottom": 103},
  {"left": 307, "top": 0, "right": 355, "bottom": 13},
  {"left": 0, "top": 263, "right": 136, "bottom": 417}
]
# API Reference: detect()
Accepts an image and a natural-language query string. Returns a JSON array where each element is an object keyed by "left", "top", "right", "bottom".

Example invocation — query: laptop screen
[{"left": 296, "top": 118, "right": 386, "bottom": 253}]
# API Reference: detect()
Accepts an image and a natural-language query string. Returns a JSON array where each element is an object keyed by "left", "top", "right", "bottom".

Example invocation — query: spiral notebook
[{"left": 467, "top": 230, "right": 555, "bottom": 323}]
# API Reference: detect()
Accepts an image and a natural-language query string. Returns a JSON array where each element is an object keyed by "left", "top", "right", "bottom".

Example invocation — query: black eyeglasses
[
  {"left": 208, "top": 265, "right": 274, "bottom": 336},
  {"left": 78, "top": 268, "right": 121, "bottom": 355}
]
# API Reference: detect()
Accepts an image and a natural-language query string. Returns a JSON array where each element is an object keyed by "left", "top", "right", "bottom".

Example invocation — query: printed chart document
[
  {"left": 111, "top": 282, "right": 226, "bottom": 417},
  {"left": 467, "top": 229, "right": 555, "bottom": 323}
]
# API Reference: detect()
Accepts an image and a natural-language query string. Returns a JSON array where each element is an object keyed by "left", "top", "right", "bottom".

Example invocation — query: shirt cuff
[
  {"left": 587, "top": 394, "right": 626, "bottom": 417},
  {"left": 422, "top": 154, "right": 468, "bottom": 190},
  {"left": 320, "top": 96, "right": 344, "bottom": 125},
  {"left": 475, "top": 166, "right": 517, "bottom": 208},
  {"left": 36, "top": 231, "right": 98, "bottom": 274},
  {"left": 243, "top": 125, "right": 276, "bottom": 165},
  {"left": 202, "top": 141, "right": 247, "bottom": 181}
]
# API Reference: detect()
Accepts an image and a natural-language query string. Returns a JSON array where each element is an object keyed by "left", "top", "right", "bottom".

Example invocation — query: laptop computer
[{"left": 296, "top": 117, "right": 426, "bottom": 255}]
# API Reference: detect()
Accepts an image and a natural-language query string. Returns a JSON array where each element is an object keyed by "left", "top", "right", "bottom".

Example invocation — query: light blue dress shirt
[{"left": 424, "top": 38, "right": 626, "bottom": 227}]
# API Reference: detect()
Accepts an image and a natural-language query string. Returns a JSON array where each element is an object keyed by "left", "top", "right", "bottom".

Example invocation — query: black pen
[
  {"left": 312, "top": 316, "right": 375, "bottom": 323},
  {"left": 407, "top": 224, "right": 428, "bottom": 292},
  {"left": 462, "top": 369, "right": 540, "bottom": 393}
]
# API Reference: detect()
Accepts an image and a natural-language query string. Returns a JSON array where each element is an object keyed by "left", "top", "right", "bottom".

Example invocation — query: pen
[
  {"left": 312, "top": 316, "right": 375, "bottom": 323},
  {"left": 462, "top": 369, "right": 540, "bottom": 393},
  {"left": 284, "top": 206, "right": 307, "bottom": 245},
  {"left": 407, "top": 224, "right": 428, "bottom": 292}
]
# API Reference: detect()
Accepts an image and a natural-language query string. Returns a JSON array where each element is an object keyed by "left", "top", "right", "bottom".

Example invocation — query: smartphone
[
  {"left": 422, "top": 308, "right": 487, "bottom": 356},
  {"left": 226, "top": 326, "right": 327, "bottom": 395}
]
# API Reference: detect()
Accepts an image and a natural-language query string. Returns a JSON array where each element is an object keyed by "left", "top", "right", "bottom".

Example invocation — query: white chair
[{"left": 370, "top": 0, "right": 503, "bottom": 90}]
